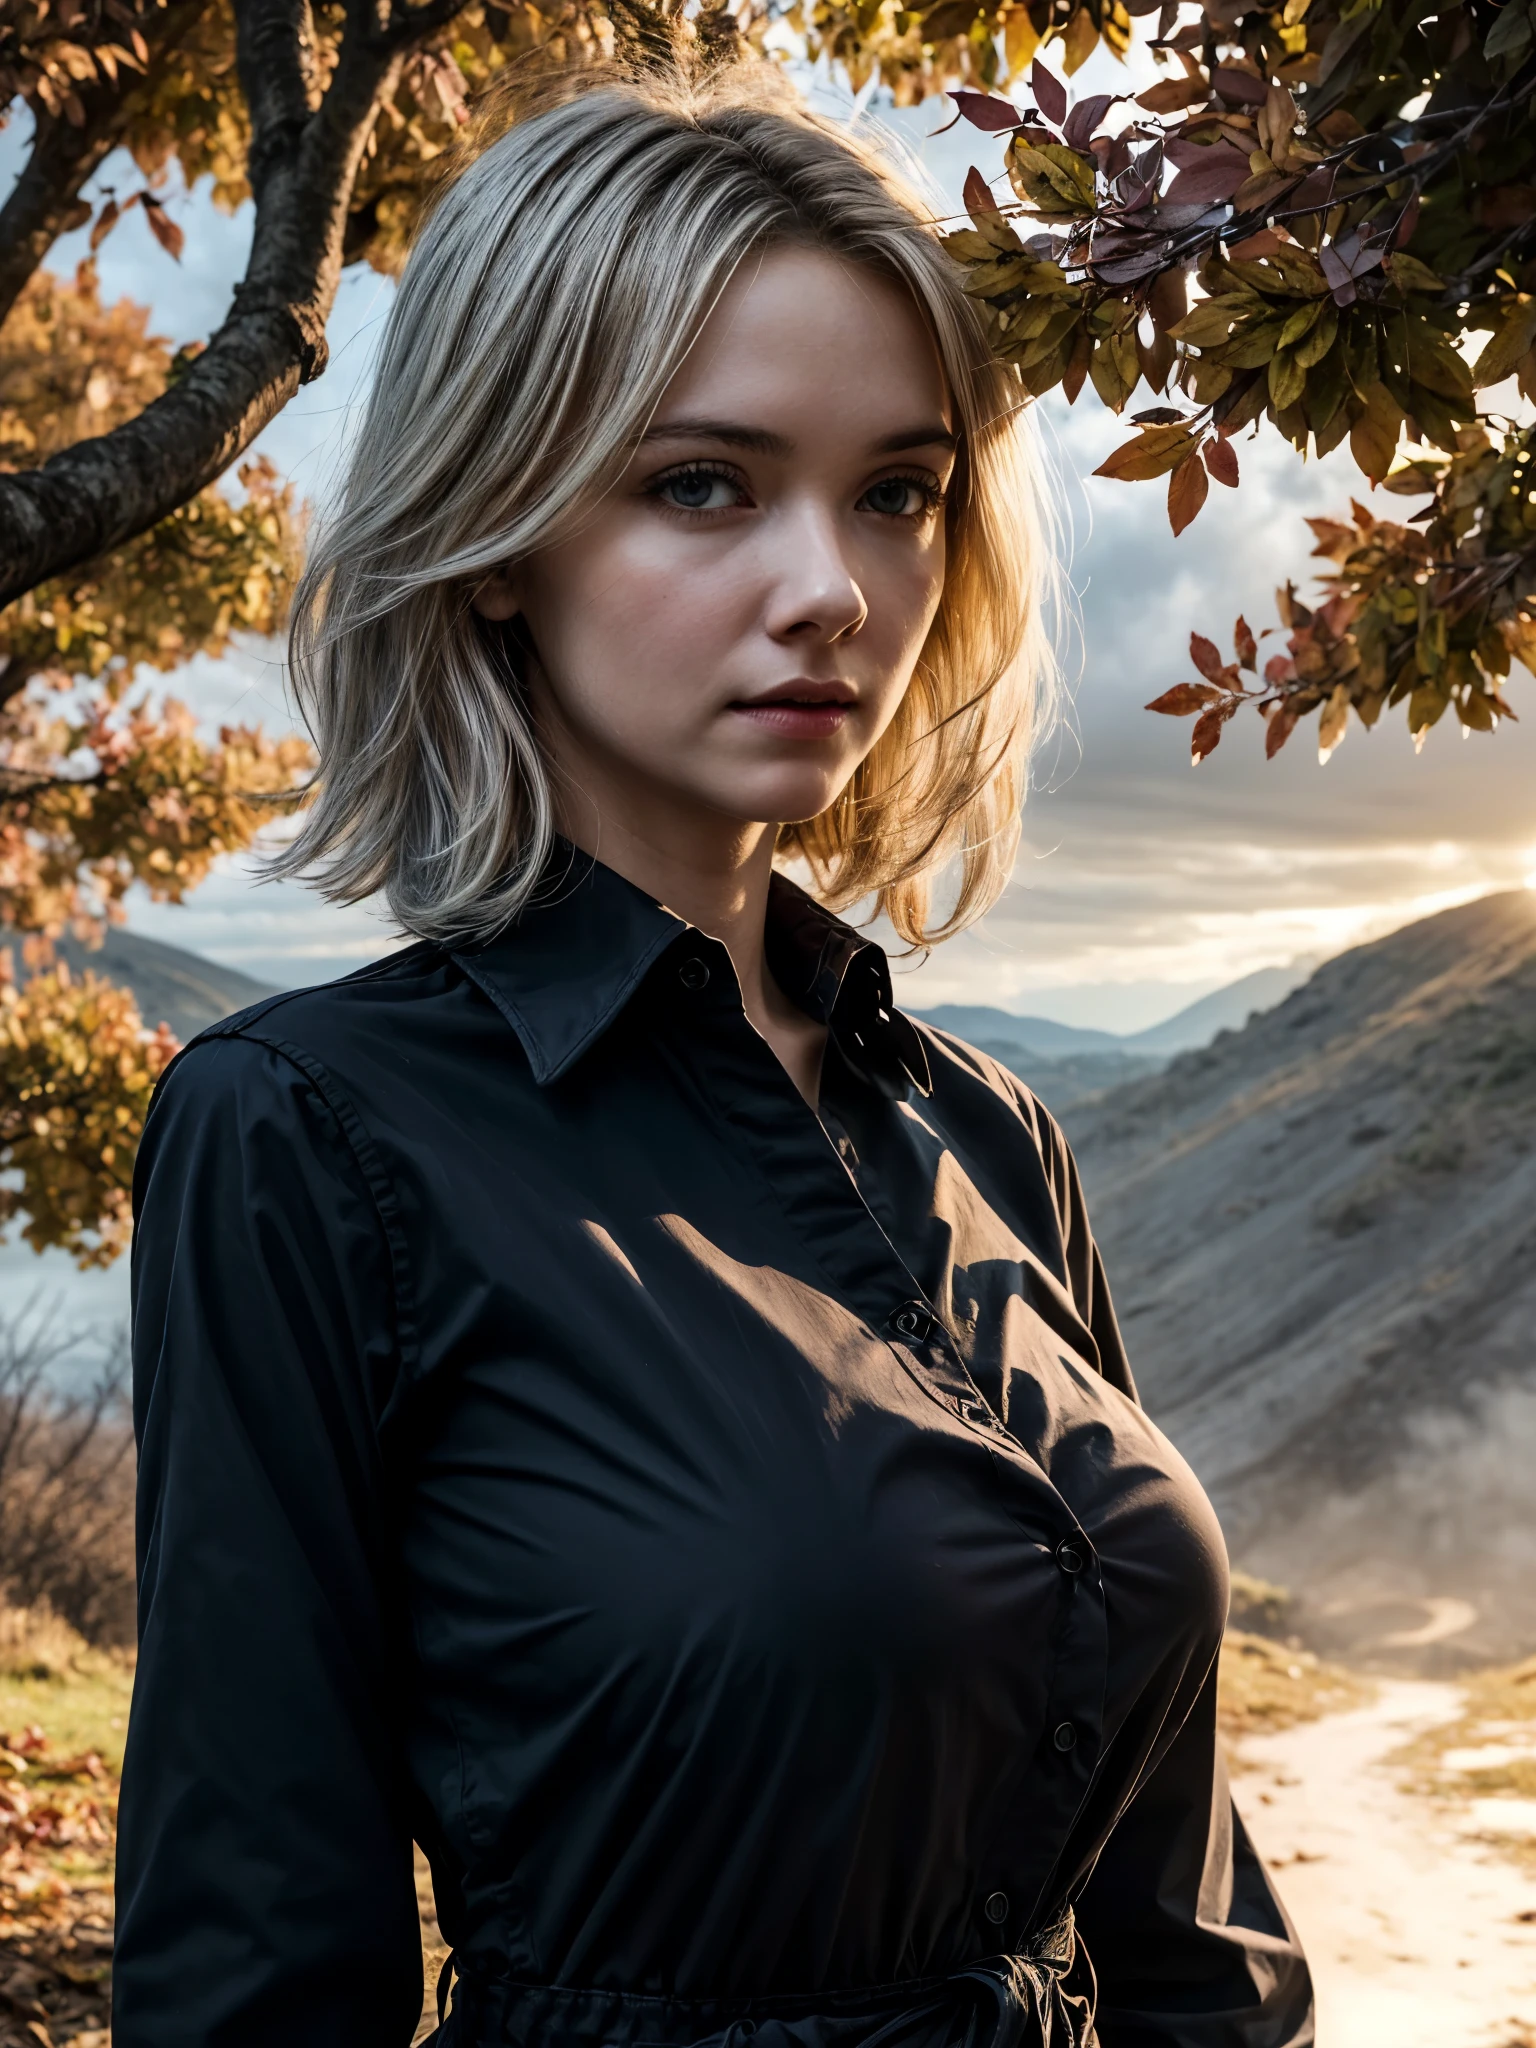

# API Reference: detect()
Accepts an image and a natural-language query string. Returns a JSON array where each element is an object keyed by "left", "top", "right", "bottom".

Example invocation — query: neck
[{"left": 564, "top": 806, "right": 782, "bottom": 1019}]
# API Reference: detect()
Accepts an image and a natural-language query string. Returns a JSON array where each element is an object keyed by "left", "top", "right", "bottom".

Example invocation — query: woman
[{"left": 117, "top": 56, "right": 1313, "bottom": 2048}]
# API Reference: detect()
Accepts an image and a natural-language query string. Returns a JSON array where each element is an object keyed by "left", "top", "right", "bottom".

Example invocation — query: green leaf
[{"left": 1470, "top": 297, "right": 1536, "bottom": 387}]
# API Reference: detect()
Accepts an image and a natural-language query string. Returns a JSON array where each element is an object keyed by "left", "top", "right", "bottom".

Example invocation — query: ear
[{"left": 471, "top": 566, "right": 521, "bottom": 622}]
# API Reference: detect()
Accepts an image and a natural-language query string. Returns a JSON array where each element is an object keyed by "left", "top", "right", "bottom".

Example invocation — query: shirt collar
[{"left": 449, "top": 845, "right": 931, "bottom": 1097}]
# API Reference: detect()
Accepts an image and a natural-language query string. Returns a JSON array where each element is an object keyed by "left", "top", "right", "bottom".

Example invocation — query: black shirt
[{"left": 117, "top": 853, "right": 1312, "bottom": 2048}]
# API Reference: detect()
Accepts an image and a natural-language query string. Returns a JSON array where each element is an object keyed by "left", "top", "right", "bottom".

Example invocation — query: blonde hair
[{"left": 277, "top": 56, "right": 1058, "bottom": 948}]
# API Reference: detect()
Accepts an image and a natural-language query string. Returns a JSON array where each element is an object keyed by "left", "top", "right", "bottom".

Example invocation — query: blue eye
[
  {"left": 653, "top": 466, "right": 744, "bottom": 512},
  {"left": 861, "top": 476, "right": 940, "bottom": 518}
]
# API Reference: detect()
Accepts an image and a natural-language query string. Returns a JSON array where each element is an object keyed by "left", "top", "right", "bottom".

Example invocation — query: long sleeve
[
  {"left": 115, "top": 1032, "right": 424, "bottom": 2048},
  {"left": 1073, "top": 1661, "right": 1314, "bottom": 2048}
]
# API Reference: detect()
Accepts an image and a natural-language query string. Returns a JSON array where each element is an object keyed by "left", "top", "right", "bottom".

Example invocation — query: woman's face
[{"left": 475, "top": 244, "right": 956, "bottom": 847}]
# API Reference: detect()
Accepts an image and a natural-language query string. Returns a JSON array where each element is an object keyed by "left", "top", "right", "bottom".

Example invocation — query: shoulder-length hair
[{"left": 275, "top": 55, "right": 1059, "bottom": 949}]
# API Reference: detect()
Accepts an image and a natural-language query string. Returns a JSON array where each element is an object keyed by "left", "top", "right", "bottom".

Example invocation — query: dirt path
[{"left": 1235, "top": 1679, "right": 1536, "bottom": 2047}]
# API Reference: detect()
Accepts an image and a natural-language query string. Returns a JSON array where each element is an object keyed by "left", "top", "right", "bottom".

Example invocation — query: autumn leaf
[
  {"left": 1190, "top": 704, "right": 1229, "bottom": 762},
  {"left": 139, "top": 193, "right": 184, "bottom": 262},
  {"left": 947, "top": 89, "right": 1022, "bottom": 133},
  {"left": 1093, "top": 421, "right": 1200, "bottom": 481},
  {"left": 1204, "top": 438, "right": 1240, "bottom": 487},
  {"left": 1030, "top": 58, "right": 1067, "bottom": 128},
  {"left": 1146, "top": 683, "right": 1224, "bottom": 714},
  {"left": 1234, "top": 616, "right": 1258, "bottom": 669},
  {"left": 963, "top": 166, "right": 999, "bottom": 218},
  {"left": 1349, "top": 384, "right": 1404, "bottom": 484},
  {"left": 1189, "top": 633, "right": 1231, "bottom": 683},
  {"left": 1135, "top": 76, "right": 1210, "bottom": 114},
  {"left": 1168, "top": 451, "right": 1209, "bottom": 534},
  {"left": 1470, "top": 297, "right": 1536, "bottom": 387}
]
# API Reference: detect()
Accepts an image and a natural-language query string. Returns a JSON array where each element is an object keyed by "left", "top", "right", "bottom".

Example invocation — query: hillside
[
  {"left": 1065, "top": 891, "right": 1536, "bottom": 1661},
  {"left": 7, "top": 928, "right": 278, "bottom": 1043}
]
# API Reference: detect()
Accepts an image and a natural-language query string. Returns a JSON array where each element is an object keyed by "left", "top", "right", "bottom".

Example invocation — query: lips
[{"left": 730, "top": 680, "right": 856, "bottom": 739}]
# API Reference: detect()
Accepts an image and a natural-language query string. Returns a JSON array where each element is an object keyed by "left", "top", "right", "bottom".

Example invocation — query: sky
[{"left": 2, "top": 39, "right": 1534, "bottom": 1326}]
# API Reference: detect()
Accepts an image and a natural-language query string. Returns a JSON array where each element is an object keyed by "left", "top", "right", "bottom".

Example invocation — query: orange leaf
[
  {"left": 1204, "top": 437, "right": 1240, "bottom": 487},
  {"left": 1234, "top": 616, "right": 1258, "bottom": 670}
]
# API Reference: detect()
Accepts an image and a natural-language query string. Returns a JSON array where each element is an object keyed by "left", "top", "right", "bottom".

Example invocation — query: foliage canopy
[{"left": 0, "top": 0, "right": 1533, "bottom": 1259}]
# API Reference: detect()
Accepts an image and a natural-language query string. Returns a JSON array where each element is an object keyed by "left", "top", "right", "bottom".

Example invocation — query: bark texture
[
  {"left": 0, "top": 0, "right": 462, "bottom": 606},
  {"left": 0, "top": 0, "right": 220, "bottom": 331}
]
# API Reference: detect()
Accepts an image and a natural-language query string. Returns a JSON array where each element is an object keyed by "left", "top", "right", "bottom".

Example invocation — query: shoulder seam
[{"left": 166, "top": 1028, "right": 423, "bottom": 1405}]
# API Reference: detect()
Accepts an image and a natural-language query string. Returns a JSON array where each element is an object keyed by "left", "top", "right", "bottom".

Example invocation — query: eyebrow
[{"left": 640, "top": 418, "right": 958, "bottom": 457}]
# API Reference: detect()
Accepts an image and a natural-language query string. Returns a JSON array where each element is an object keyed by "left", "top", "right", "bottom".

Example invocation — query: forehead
[{"left": 653, "top": 244, "right": 952, "bottom": 432}]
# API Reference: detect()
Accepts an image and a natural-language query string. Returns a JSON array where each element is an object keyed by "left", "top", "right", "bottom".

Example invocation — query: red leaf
[
  {"left": 1203, "top": 437, "right": 1240, "bottom": 487},
  {"left": 1234, "top": 616, "right": 1258, "bottom": 669},
  {"left": 949, "top": 89, "right": 1022, "bottom": 133},
  {"left": 1263, "top": 653, "right": 1295, "bottom": 684},
  {"left": 1393, "top": 193, "right": 1422, "bottom": 247},
  {"left": 1212, "top": 65, "right": 1268, "bottom": 105},
  {"left": 1264, "top": 703, "right": 1300, "bottom": 758},
  {"left": 1191, "top": 705, "right": 1228, "bottom": 762},
  {"left": 140, "top": 192, "right": 184, "bottom": 261},
  {"left": 1146, "top": 682, "right": 1224, "bottom": 715},
  {"left": 1063, "top": 93, "right": 1115, "bottom": 151},
  {"left": 963, "top": 165, "right": 999, "bottom": 216},
  {"left": 1168, "top": 451, "right": 1209, "bottom": 535},
  {"left": 1164, "top": 142, "right": 1251, "bottom": 208},
  {"left": 1031, "top": 58, "right": 1067, "bottom": 129},
  {"left": 1189, "top": 632, "right": 1227, "bottom": 682},
  {"left": 88, "top": 195, "right": 121, "bottom": 252}
]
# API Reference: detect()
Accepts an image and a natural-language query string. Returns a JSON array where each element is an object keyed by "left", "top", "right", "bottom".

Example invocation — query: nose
[{"left": 763, "top": 498, "right": 868, "bottom": 646}]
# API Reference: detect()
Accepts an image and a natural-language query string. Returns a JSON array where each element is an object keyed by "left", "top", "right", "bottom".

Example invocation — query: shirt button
[
  {"left": 960, "top": 1399, "right": 991, "bottom": 1427},
  {"left": 890, "top": 1303, "right": 926, "bottom": 1338},
  {"left": 983, "top": 1890, "right": 1009, "bottom": 1925},
  {"left": 1053, "top": 1721, "right": 1078, "bottom": 1753},
  {"left": 677, "top": 957, "right": 710, "bottom": 991},
  {"left": 1055, "top": 1538, "right": 1086, "bottom": 1575}
]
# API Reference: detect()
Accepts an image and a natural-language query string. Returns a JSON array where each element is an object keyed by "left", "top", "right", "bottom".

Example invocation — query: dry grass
[
  {"left": 1217, "top": 1629, "right": 1373, "bottom": 1741},
  {"left": 1393, "top": 1651, "right": 1536, "bottom": 1869},
  {"left": 0, "top": 1609, "right": 129, "bottom": 2047}
]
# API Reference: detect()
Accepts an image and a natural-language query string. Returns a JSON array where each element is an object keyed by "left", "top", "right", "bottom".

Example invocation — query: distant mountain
[
  {"left": 913, "top": 958, "right": 1316, "bottom": 1064},
  {"left": 913, "top": 1005, "right": 1124, "bottom": 1056},
  {"left": 1122, "top": 961, "right": 1320, "bottom": 1053},
  {"left": 1062, "top": 891, "right": 1536, "bottom": 1661},
  {"left": 912, "top": 961, "right": 1318, "bottom": 1113},
  {"left": 8, "top": 928, "right": 278, "bottom": 1044}
]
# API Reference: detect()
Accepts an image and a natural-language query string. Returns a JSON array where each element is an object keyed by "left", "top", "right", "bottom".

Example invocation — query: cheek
[{"left": 536, "top": 532, "right": 748, "bottom": 685}]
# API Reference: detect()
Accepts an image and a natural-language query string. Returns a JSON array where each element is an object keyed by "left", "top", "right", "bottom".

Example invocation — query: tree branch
[
  {"left": 0, "top": 0, "right": 222, "bottom": 329},
  {"left": 0, "top": 0, "right": 420, "bottom": 607}
]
